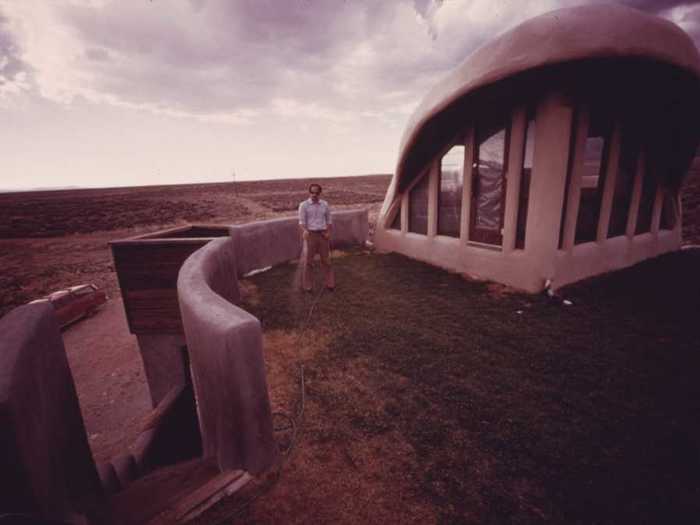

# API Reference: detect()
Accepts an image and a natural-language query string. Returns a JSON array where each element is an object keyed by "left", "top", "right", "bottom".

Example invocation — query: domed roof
[{"left": 395, "top": 3, "right": 700, "bottom": 191}]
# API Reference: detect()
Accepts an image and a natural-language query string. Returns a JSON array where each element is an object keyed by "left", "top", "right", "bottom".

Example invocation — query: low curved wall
[
  {"left": 178, "top": 238, "right": 277, "bottom": 475},
  {"left": 178, "top": 208, "right": 368, "bottom": 475},
  {"left": 230, "top": 209, "right": 369, "bottom": 276},
  {"left": 0, "top": 303, "right": 102, "bottom": 521}
]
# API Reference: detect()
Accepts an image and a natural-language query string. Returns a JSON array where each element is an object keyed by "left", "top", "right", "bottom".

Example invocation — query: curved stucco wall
[
  {"left": 0, "top": 302, "right": 102, "bottom": 521},
  {"left": 178, "top": 238, "right": 277, "bottom": 475},
  {"left": 230, "top": 209, "right": 370, "bottom": 276},
  {"left": 387, "top": 3, "right": 700, "bottom": 205},
  {"left": 178, "top": 209, "right": 368, "bottom": 474}
]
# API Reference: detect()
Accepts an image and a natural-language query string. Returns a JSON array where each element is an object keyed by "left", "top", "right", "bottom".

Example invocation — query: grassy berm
[{"left": 198, "top": 247, "right": 700, "bottom": 524}]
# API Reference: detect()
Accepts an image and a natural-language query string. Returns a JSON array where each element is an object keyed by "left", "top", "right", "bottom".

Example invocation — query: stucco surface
[
  {"left": 0, "top": 302, "right": 102, "bottom": 520},
  {"left": 231, "top": 209, "right": 369, "bottom": 276},
  {"left": 178, "top": 237, "right": 277, "bottom": 475},
  {"left": 178, "top": 209, "right": 368, "bottom": 475},
  {"left": 393, "top": 4, "right": 700, "bottom": 197}
]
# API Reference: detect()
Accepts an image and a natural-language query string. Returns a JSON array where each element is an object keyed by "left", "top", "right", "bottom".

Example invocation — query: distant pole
[{"left": 232, "top": 169, "right": 236, "bottom": 195}]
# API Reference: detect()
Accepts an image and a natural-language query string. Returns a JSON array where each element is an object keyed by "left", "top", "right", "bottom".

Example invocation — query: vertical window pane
[
  {"left": 635, "top": 164, "right": 657, "bottom": 235},
  {"left": 608, "top": 135, "right": 638, "bottom": 238},
  {"left": 660, "top": 189, "right": 677, "bottom": 230},
  {"left": 516, "top": 116, "right": 535, "bottom": 249},
  {"left": 575, "top": 112, "right": 611, "bottom": 244},
  {"left": 438, "top": 146, "right": 464, "bottom": 237},
  {"left": 389, "top": 204, "right": 401, "bottom": 230},
  {"left": 474, "top": 127, "right": 506, "bottom": 233},
  {"left": 408, "top": 173, "right": 429, "bottom": 235}
]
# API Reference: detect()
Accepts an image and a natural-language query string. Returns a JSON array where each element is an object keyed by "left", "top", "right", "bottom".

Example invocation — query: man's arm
[
  {"left": 323, "top": 203, "right": 332, "bottom": 239},
  {"left": 298, "top": 201, "right": 309, "bottom": 239}
]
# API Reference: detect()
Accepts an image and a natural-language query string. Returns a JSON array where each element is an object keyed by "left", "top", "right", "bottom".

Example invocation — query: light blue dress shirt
[{"left": 299, "top": 198, "right": 332, "bottom": 231}]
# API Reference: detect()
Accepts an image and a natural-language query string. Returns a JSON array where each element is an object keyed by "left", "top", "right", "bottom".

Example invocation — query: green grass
[{"left": 242, "top": 248, "right": 700, "bottom": 524}]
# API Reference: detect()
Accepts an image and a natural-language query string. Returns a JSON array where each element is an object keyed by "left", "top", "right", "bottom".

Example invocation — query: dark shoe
[
  {"left": 326, "top": 286, "right": 335, "bottom": 292},
  {"left": 303, "top": 288, "right": 313, "bottom": 293}
]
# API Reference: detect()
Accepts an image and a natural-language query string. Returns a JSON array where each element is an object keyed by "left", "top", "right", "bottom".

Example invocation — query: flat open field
[{"left": 0, "top": 175, "right": 390, "bottom": 318}]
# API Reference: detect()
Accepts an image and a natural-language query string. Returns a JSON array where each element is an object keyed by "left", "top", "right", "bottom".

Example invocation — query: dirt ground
[
  {"left": 62, "top": 298, "right": 151, "bottom": 465},
  {"left": 1, "top": 165, "right": 699, "bottom": 522}
]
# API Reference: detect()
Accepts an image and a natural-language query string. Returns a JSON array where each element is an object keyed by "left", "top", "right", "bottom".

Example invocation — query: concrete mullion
[
  {"left": 460, "top": 126, "right": 475, "bottom": 243},
  {"left": 428, "top": 161, "right": 439, "bottom": 237},
  {"left": 502, "top": 107, "right": 527, "bottom": 253},
  {"left": 625, "top": 151, "right": 645, "bottom": 237},
  {"left": 401, "top": 192, "right": 409, "bottom": 234},
  {"left": 596, "top": 123, "right": 621, "bottom": 242},
  {"left": 561, "top": 107, "right": 590, "bottom": 250}
]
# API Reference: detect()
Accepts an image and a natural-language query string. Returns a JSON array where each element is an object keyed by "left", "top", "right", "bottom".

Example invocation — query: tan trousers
[{"left": 303, "top": 231, "right": 335, "bottom": 290}]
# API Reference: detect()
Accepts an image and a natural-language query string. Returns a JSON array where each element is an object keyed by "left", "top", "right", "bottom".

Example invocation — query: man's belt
[{"left": 308, "top": 229, "right": 327, "bottom": 233}]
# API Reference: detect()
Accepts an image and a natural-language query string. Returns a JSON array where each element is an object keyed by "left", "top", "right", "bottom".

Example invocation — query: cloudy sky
[{"left": 0, "top": 0, "right": 698, "bottom": 190}]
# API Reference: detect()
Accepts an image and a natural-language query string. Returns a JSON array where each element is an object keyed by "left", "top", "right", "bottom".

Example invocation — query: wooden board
[{"left": 110, "top": 240, "right": 211, "bottom": 334}]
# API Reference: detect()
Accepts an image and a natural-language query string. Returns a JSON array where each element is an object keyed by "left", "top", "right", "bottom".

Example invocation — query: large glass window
[
  {"left": 389, "top": 202, "right": 401, "bottom": 230},
  {"left": 408, "top": 173, "right": 429, "bottom": 235},
  {"left": 575, "top": 111, "right": 611, "bottom": 244},
  {"left": 635, "top": 165, "right": 657, "bottom": 235},
  {"left": 660, "top": 189, "right": 677, "bottom": 230},
  {"left": 471, "top": 118, "right": 508, "bottom": 245},
  {"left": 438, "top": 146, "right": 464, "bottom": 237},
  {"left": 607, "top": 134, "right": 639, "bottom": 238},
  {"left": 516, "top": 115, "right": 535, "bottom": 249}
]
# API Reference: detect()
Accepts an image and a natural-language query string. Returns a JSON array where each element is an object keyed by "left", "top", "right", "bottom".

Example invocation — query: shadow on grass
[{"left": 242, "top": 248, "right": 700, "bottom": 524}]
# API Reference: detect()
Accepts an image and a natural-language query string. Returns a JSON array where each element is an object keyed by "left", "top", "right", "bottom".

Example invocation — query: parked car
[{"left": 30, "top": 283, "right": 107, "bottom": 328}]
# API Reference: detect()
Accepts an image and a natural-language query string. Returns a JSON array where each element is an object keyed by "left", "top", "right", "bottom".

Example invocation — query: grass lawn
[{"left": 202, "top": 248, "right": 700, "bottom": 524}]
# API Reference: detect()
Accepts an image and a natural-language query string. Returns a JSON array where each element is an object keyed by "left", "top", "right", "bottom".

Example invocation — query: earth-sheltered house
[{"left": 375, "top": 4, "right": 700, "bottom": 292}]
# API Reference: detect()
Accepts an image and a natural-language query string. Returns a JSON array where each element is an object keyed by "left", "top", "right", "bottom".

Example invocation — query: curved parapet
[
  {"left": 177, "top": 238, "right": 278, "bottom": 475},
  {"left": 0, "top": 303, "right": 102, "bottom": 521},
  {"left": 230, "top": 209, "right": 369, "bottom": 276},
  {"left": 178, "top": 209, "right": 367, "bottom": 474}
]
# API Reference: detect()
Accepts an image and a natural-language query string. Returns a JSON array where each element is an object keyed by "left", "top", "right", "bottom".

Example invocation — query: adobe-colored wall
[
  {"left": 178, "top": 237, "right": 277, "bottom": 475},
  {"left": 230, "top": 209, "right": 369, "bottom": 276},
  {"left": 178, "top": 209, "right": 369, "bottom": 475},
  {"left": 0, "top": 303, "right": 102, "bottom": 522}
]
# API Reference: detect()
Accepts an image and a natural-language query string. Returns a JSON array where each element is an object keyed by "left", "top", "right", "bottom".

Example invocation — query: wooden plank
[
  {"left": 145, "top": 469, "right": 251, "bottom": 525},
  {"left": 110, "top": 240, "right": 211, "bottom": 334},
  {"left": 174, "top": 470, "right": 250, "bottom": 522},
  {"left": 109, "top": 458, "right": 220, "bottom": 525}
]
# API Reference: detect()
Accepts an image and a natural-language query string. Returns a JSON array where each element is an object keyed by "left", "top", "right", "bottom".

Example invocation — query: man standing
[{"left": 299, "top": 183, "right": 335, "bottom": 292}]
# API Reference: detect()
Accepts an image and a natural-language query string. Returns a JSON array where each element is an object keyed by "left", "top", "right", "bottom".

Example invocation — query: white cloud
[{"left": 0, "top": 0, "right": 697, "bottom": 188}]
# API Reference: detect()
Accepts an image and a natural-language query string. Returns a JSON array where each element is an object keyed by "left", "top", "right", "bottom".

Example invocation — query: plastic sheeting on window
[
  {"left": 474, "top": 128, "right": 506, "bottom": 232},
  {"left": 475, "top": 165, "right": 503, "bottom": 230}
]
